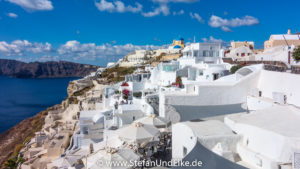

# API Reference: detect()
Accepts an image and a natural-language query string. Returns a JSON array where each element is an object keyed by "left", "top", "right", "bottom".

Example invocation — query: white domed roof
[{"left": 92, "top": 113, "right": 104, "bottom": 123}]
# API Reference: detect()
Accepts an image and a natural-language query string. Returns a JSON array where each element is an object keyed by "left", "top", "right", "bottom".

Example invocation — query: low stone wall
[
  {"left": 223, "top": 58, "right": 300, "bottom": 74},
  {"left": 291, "top": 65, "right": 300, "bottom": 74}
]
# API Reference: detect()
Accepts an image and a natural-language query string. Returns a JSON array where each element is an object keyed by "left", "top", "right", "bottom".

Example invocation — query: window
[
  {"left": 213, "top": 73, "right": 219, "bottom": 80},
  {"left": 216, "top": 51, "right": 219, "bottom": 57},
  {"left": 183, "top": 146, "right": 187, "bottom": 156},
  {"left": 209, "top": 51, "right": 213, "bottom": 57},
  {"left": 203, "top": 51, "right": 206, "bottom": 57},
  {"left": 194, "top": 50, "right": 198, "bottom": 57}
]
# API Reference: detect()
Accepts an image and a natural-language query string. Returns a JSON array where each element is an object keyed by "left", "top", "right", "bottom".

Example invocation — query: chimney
[{"left": 288, "top": 28, "right": 291, "bottom": 35}]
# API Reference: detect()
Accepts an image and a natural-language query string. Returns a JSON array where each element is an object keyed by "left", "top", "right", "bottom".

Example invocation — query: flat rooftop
[
  {"left": 226, "top": 105, "right": 300, "bottom": 137},
  {"left": 79, "top": 110, "right": 101, "bottom": 119},
  {"left": 182, "top": 120, "right": 235, "bottom": 138}
]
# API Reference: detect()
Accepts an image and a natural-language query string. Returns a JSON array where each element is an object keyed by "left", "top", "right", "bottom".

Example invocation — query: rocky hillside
[
  {"left": 0, "top": 59, "right": 99, "bottom": 78},
  {"left": 0, "top": 105, "right": 54, "bottom": 167}
]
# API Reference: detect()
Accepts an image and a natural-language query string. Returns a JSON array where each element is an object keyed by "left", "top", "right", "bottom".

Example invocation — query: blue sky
[{"left": 0, "top": 0, "right": 299, "bottom": 66}]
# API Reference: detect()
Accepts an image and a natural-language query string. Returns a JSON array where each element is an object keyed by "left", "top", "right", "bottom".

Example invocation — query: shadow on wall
[
  {"left": 172, "top": 104, "right": 247, "bottom": 122},
  {"left": 173, "top": 141, "right": 248, "bottom": 169}
]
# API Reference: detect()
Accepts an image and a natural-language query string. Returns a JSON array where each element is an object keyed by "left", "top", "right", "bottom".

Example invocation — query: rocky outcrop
[
  {"left": 0, "top": 59, "right": 100, "bottom": 78},
  {"left": 0, "top": 105, "right": 61, "bottom": 167},
  {"left": 67, "top": 79, "right": 94, "bottom": 97}
]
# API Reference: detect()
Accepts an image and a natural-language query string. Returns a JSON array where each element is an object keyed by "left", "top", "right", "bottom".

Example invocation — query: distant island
[{"left": 0, "top": 59, "right": 100, "bottom": 78}]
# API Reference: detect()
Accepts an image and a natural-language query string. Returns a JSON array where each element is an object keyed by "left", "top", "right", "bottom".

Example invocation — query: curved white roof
[
  {"left": 183, "top": 120, "right": 234, "bottom": 137},
  {"left": 92, "top": 113, "right": 104, "bottom": 123},
  {"left": 226, "top": 105, "right": 300, "bottom": 137}
]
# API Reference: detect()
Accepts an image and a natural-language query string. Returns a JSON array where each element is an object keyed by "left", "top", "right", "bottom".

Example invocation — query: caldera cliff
[{"left": 0, "top": 59, "right": 99, "bottom": 78}]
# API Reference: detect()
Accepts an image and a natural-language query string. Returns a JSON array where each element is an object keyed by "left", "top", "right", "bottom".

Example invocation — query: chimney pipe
[{"left": 288, "top": 28, "right": 291, "bottom": 35}]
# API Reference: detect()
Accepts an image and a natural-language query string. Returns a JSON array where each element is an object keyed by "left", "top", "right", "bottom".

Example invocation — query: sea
[{"left": 0, "top": 76, "right": 79, "bottom": 134}]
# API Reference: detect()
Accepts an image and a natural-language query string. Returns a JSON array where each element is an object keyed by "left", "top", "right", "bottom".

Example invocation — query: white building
[
  {"left": 125, "top": 69, "right": 152, "bottom": 92},
  {"left": 170, "top": 64, "right": 300, "bottom": 169},
  {"left": 154, "top": 48, "right": 181, "bottom": 57},
  {"left": 119, "top": 50, "right": 153, "bottom": 67},
  {"left": 172, "top": 120, "right": 245, "bottom": 169},
  {"left": 159, "top": 64, "right": 263, "bottom": 120},
  {"left": 148, "top": 42, "right": 230, "bottom": 87},
  {"left": 226, "top": 46, "right": 254, "bottom": 61},
  {"left": 119, "top": 48, "right": 181, "bottom": 67},
  {"left": 71, "top": 109, "right": 112, "bottom": 149},
  {"left": 128, "top": 50, "right": 152, "bottom": 62},
  {"left": 225, "top": 105, "right": 300, "bottom": 169},
  {"left": 181, "top": 42, "right": 225, "bottom": 65},
  {"left": 172, "top": 120, "right": 240, "bottom": 160},
  {"left": 176, "top": 42, "right": 230, "bottom": 82},
  {"left": 255, "top": 45, "right": 297, "bottom": 65},
  {"left": 150, "top": 61, "right": 180, "bottom": 86}
]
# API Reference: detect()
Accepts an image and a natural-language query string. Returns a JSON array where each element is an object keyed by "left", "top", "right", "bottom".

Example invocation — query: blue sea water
[{"left": 0, "top": 76, "right": 78, "bottom": 134}]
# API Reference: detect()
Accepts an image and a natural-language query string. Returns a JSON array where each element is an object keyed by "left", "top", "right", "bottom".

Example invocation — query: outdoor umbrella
[
  {"left": 136, "top": 114, "right": 171, "bottom": 128},
  {"left": 116, "top": 122, "right": 160, "bottom": 144}
]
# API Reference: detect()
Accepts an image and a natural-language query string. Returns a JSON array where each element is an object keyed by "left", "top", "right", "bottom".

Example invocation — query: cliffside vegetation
[
  {"left": 0, "top": 107, "right": 51, "bottom": 168},
  {"left": 100, "top": 65, "right": 136, "bottom": 83}
]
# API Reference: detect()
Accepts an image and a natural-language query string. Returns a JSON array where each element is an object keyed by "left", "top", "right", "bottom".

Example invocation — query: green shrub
[
  {"left": 133, "top": 92, "right": 142, "bottom": 98},
  {"left": 4, "top": 157, "right": 25, "bottom": 169},
  {"left": 73, "top": 85, "right": 94, "bottom": 96},
  {"left": 101, "top": 66, "right": 136, "bottom": 83},
  {"left": 69, "top": 97, "right": 79, "bottom": 104},
  {"left": 293, "top": 46, "right": 300, "bottom": 61},
  {"left": 230, "top": 64, "right": 244, "bottom": 74},
  {"left": 12, "top": 144, "right": 24, "bottom": 157},
  {"left": 23, "top": 136, "right": 32, "bottom": 144}
]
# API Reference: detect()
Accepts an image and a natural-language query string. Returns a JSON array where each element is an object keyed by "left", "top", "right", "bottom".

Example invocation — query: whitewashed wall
[
  {"left": 150, "top": 70, "right": 176, "bottom": 86},
  {"left": 164, "top": 69, "right": 260, "bottom": 106},
  {"left": 258, "top": 70, "right": 300, "bottom": 107},
  {"left": 172, "top": 123, "right": 197, "bottom": 160}
]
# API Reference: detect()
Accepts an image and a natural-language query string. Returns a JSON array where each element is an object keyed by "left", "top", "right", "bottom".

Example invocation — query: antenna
[
  {"left": 282, "top": 34, "right": 290, "bottom": 47},
  {"left": 194, "top": 36, "right": 196, "bottom": 43}
]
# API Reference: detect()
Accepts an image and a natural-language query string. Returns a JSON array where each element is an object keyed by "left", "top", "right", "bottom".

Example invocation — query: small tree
[
  {"left": 175, "top": 76, "right": 183, "bottom": 88},
  {"left": 4, "top": 157, "right": 25, "bottom": 169},
  {"left": 293, "top": 46, "right": 300, "bottom": 61},
  {"left": 230, "top": 64, "right": 244, "bottom": 74},
  {"left": 114, "top": 90, "right": 120, "bottom": 94},
  {"left": 133, "top": 92, "right": 142, "bottom": 98}
]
